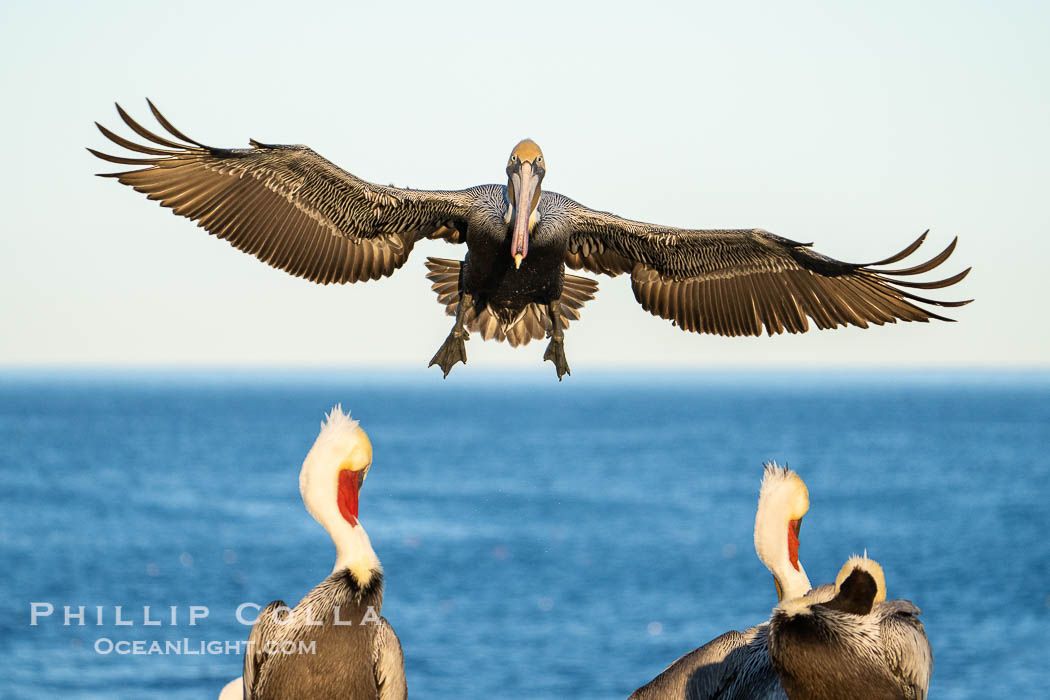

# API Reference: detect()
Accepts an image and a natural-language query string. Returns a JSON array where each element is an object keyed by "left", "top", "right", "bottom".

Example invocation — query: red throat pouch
[
  {"left": 338, "top": 470, "right": 359, "bottom": 526},
  {"left": 787, "top": 518, "right": 801, "bottom": 571}
]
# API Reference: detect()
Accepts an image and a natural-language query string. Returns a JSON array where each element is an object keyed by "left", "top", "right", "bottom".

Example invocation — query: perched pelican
[
  {"left": 90, "top": 102, "right": 971, "bottom": 379},
  {"left": 237, "top": 406, "right": 406, "bottom": 700},
  {"left": 768, "top": 555, "right": 933, "bottom": 700},
  {"left": 629, "top": 463, "right": 832, "bottom": 699}
]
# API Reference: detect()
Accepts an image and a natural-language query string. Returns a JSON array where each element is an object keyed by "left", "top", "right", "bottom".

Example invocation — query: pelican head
[
  {"left": 299, "top": 405, "right": 381, "bottom": 580},
  {"left": 300, "top": 404, "right": 373, "bottom": 530},
  {"left": 505, "top": 139, "right": 545, "bottom": 269},
  {"left": 754, "top": 462, "right": 812, "bottom": 602}
]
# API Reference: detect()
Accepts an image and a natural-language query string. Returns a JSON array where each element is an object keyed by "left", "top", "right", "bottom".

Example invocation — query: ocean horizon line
[{"left": 2, "top": 364, "right": 1047, "bottom": 388}]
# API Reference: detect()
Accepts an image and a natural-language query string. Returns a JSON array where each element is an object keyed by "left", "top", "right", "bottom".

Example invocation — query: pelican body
[
  {"left": 630, "top": 463, "right": 832, "bottom": 699},
  {"left": 91, "top": 102, "right": 970, "bottom": 379},
  {"left": 236, "top": 407, "right": 406, "bottom": 700},
  {"left": 768, "top": 556, "right": 933, "bottom": 700}
]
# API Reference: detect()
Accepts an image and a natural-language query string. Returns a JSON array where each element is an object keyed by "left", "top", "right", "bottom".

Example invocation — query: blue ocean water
[{"left": 0, "top": 369, "right": 1047, "bottom": 699}]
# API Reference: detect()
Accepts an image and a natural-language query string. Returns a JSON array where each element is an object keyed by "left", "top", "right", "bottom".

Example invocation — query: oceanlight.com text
[{"left": 93, "top": 638, "right": 318, "bottom": 656}]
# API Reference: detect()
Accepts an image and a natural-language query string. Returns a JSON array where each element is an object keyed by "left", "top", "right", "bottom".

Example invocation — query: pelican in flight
[
  {"left": 231, "top": 407, "right": 406, "bottom": 700},
  {"left": 629, "top": 463, "right": 833, "bottom": 699},
  {"left": 768, "top": 555, "right": 933, "bottom": 700},
  {"left": 90, "top": 101, "right": 971, "bottom": 379}
]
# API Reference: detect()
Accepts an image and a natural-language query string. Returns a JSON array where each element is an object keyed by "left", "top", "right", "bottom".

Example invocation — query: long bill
[{"left": 510, "top": 161, "right": 540, "bottom": 269}]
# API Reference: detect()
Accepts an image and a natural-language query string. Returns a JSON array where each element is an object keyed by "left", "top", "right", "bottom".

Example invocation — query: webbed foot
[
  {"left": 543, "top": 337, "right": 570, "bottom": 381},
  {"left": 429, "top": 330, "right": 468, "bottom": 378}
]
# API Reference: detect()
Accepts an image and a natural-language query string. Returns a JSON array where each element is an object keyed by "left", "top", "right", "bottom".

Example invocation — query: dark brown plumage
[
  {"left": 245, "top": 573, "right": 402, "bottom": 700},
  {"left": 767, "top": 557, "right": 932, "bottom": 700},
  {"left": 90, "top": 101, "right": 971, "bottom": 378}
]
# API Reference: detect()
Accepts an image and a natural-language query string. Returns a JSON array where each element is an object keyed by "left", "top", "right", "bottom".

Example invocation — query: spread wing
[
  {"left": 877, "top": 600, "right": 933, "bottom": 700},
  {"left": 556, "top": 195, "right": 971, "bottom": 336},
  {"left": 89, "top": 101, "right": 478, "bottom": 284},
  {"left": 243, "top": 600, "right": 288, "bottom": 698},
  {"left": 373, "top": 616, "right": 407, "bottom": 700}
]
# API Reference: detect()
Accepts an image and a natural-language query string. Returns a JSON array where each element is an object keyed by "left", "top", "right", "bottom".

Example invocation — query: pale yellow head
[
  {"left": 754, "top": 462, "right": 812, "bottom": 602},
  {"left": 508, "top": 139, "right": 544, "bottom": 168},
  {"left": 300, "top": 405, "right": 373, "bottom": 529},
  {"left": 298, "top": 405, "right": 381, "bottom": 581}
]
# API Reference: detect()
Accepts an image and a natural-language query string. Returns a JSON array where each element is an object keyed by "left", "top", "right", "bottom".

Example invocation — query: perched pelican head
[
  {"left": 505, "top": 139, "right": 545, "bottom": 269},
  {"left": 300, "top": 405, "right": 373, "bottom": 530},
  {"left": 754, "top": 462, "right": 812, "bottom": 602},
  {"left": 834, "top": 554, "right": 887, "bottom": 605}
]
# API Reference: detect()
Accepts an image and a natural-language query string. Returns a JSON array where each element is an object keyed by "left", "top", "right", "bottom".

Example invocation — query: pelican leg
[
  {"left": 429, "top": 292, "right": 473, "bottom": 378},
  {"left": 543, "top": 301, "right": 570, "bottom": 380}
]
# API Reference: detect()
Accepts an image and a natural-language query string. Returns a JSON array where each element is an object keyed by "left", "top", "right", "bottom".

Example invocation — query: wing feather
[
  {"left": 555, "top": 193, "right": 970, "bottom": 336},
  {"left": 116, "top": 102, "right": 190, "bottom": 150},
  {"left": 90, "top": 101, "right": 477, "bottom": 285},
  {"left": 373, "top": 617, "right": 407, "bottom": 700},
  {"left": 877, "top": 601, "right": 933, "bottom": 700},
  {"left": 729, "top": 278, "right": 752, "bottom": 336},
  {"left": 629, "top": 626, "right": 785, "bottom": 700},
  {"left": 243, "top": 600, "right": 289, "bottom": 698},
  {"left": 147, "top": 97, "right": 207, "bottom": 146},
  {"left": 872, "top": 237, "right": 958, "bottom": 275}
]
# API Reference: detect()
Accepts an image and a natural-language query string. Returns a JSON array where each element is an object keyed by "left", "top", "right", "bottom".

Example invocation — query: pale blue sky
[{"left": 2, "top": 0, "right": 1047, "bottom": 368}]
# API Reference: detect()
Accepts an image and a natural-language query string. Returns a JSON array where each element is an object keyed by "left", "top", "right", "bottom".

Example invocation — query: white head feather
[
  {"left": 299, "top": 405, "right": 380, "bottom": 581},
  {"left": 754, "top": 461, "right": 812, "bottom": 601}
]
